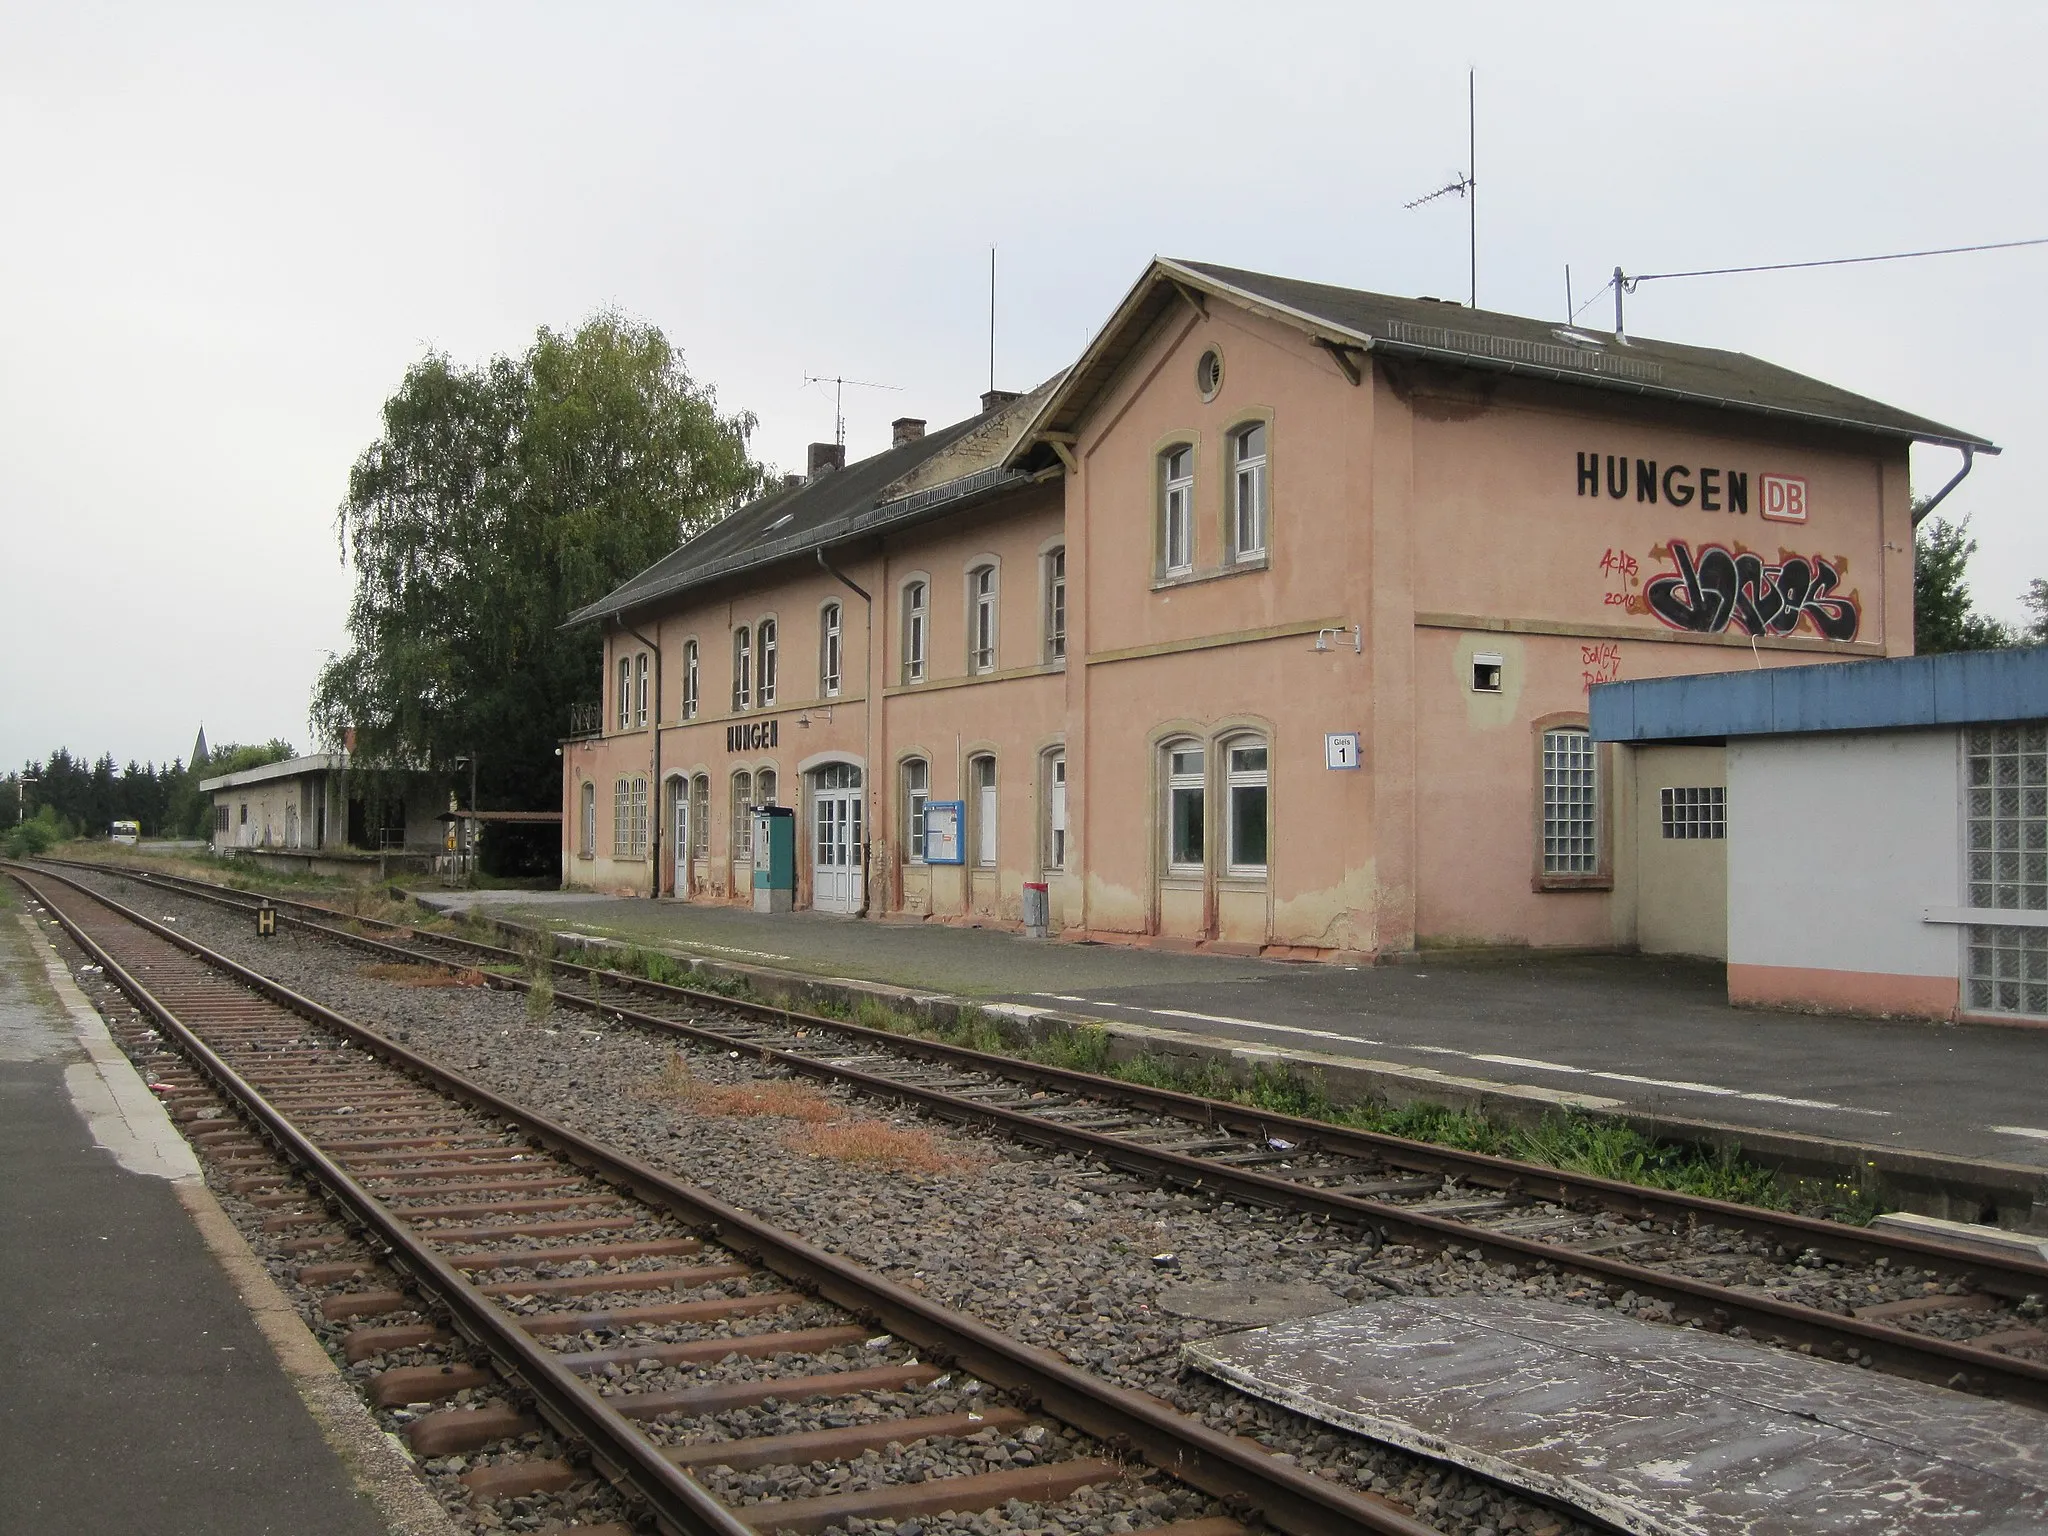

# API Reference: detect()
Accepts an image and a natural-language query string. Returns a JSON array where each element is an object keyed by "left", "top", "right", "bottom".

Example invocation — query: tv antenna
[
  {"left": 802, "top": 373, "right": 902, "bottom": 448},
  {"left": 1403, "top": 68, "right": 1476, "bottom": 308}
]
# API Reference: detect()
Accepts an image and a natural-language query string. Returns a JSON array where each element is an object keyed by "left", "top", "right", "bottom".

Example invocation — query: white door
[
  {"left": 672, "top": 789, "right": 689, "bottom": 896},
  {"left": 811, "top": 764, "right": 864, "bottom": 913}
]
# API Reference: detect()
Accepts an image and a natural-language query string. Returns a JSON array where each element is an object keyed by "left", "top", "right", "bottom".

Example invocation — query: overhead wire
[{"left": 1626, "top": 235, "right": 2048, "bottom": 285}]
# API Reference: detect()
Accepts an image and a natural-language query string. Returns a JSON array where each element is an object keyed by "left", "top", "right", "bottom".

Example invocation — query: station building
[
  {"left": 560, "top": 258, "right": 1991, "bottom": 961},
  {"left": 201, "top": 753, "right": 446, "bottom": 877}
]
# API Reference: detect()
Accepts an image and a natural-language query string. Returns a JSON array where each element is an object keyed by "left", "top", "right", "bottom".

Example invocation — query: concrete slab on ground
[
  {"left": 1186, "top": 1296, "right": 2048, "bottom": 1534},
  {"left": 0, "top": 890, "right": 431, "bottom": 1536},
  {"left": 426, "top": 891, "right": 2048, "bottom": 1172}
]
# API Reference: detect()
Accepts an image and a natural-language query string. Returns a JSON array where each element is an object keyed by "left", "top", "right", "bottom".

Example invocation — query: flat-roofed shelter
[{"left": 199, "top": 753, "right": 445, "bottom": 874}]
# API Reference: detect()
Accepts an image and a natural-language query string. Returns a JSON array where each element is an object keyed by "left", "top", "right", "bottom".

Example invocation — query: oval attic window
[{"left": 1196, "top": 348, "right": 1223, "bottom": 400}]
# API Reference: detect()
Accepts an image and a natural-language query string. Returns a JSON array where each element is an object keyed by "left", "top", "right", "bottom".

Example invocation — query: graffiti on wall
[
  {"left": 1643, "top": 540, "right": 1861, "bottom": 642},
  {"left": 1580, "top": 642, "right": 1621, "bottom": 694}
]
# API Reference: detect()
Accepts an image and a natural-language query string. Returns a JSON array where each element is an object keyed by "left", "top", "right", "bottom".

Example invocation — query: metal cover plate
[{"left": 1184, "top": 1296, "right": 2048, "bottom": 1535}]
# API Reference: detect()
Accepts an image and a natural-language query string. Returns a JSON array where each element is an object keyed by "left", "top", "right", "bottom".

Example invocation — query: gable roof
[
  {"left": 1008, "top": 258, "right": 1996, "bottom": 467},
  {"left": 567, "top": 380, "right": 1060, "bottom": 628}
]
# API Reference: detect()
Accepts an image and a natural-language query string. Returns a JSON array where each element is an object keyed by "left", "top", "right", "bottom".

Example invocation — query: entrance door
[
  {"left": 811, "top": 763, "right": 864, "bottom": 914},
  {"left": 671, "top": 785, "right": 689, "bottom": 897}
]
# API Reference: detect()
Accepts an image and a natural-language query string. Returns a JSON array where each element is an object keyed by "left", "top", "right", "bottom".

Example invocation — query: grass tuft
[
  {"left": 785, "top": 1120, "right": 982, "bottom": 1177},
  {"left": 359, "top": 962, "right": 464, "bottom": 988}
]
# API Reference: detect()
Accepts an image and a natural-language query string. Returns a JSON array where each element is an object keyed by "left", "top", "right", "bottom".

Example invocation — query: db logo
[{"left": 1760, "top": 473, "right": 1808, "bottom": 524}]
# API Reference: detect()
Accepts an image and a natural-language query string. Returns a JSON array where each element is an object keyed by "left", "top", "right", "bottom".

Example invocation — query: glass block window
[
  {"left": 1541, "top": 728, "right": 1598, "bottom": 874},
  {"left": 1966, "top": 724, "right": 2048, "bottom": 1017},
  {"left": 1660, "top": 786, "right": 1725, "bottom": 839}
]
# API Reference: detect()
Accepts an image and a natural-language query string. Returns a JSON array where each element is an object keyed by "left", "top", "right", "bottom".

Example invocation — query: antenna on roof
[
  {"left": 802, "top": 373, "right": 902, "bottom": 449},
  {"left": 1403, "top": 68, "right": 1477, "bottom": 308},
  {"left": 989, "top": 245, "right": 997, "bottom": 394}
]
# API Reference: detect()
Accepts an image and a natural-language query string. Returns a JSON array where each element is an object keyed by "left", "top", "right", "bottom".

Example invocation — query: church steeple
[{"left": 190, "top": 725, "right": 209, "bottom": 769}]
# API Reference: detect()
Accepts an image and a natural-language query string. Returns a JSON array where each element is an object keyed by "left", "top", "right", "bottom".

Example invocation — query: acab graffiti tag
[{"left": 1644, "top": 540, "right": 1860, "bottom": 642}]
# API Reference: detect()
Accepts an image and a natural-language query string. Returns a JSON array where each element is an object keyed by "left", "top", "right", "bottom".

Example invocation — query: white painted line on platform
[
  {"left": 1990, "top": 1124, "right": 2048, "bottom": 1142},
  {"left": 1030, "top": 992, "right": 1894, "bottom": 1121}
]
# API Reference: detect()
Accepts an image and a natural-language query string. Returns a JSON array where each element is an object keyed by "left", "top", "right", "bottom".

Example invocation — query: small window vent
[
  {"left": 1197, "top": 348, "right": 1224, "bottom": 400},
  {"left": 1472, "top": 652, "right": 1504, "bottom": 693}
]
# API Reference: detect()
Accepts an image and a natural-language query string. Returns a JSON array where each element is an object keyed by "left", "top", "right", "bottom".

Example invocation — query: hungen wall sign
[
  {"left": 726, "top": 719, "right": 779, "bottom": 752},
  {"left": 1575, "top": 452, "right": 1807, "bottom": 524},
  {"left": 1578, "top": 451, "right": 1857, "bottom": 641}
]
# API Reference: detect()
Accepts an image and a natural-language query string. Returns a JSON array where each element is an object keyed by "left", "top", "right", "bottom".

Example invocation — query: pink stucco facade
[{"left": 562, "top": 264, "right": 1919, "bottom": 960}]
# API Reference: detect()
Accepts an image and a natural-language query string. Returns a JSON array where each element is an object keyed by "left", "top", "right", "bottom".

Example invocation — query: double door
[{"left": 812, "top": 764, "right": 863, "bottom": 914}]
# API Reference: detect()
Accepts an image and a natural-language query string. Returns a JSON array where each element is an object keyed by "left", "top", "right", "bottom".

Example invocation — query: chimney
[
  {"left": 891, "top": 417, "right": 926, "bottom": 447},
  {"left": 806, "top": 442, "right": 845, "bottom": 479},
  {"left": 781, "top": 472, "right": 803, "bottom": 492},
  {"left": 980, "top": 388, "right": 1021, "bottom": 413}
]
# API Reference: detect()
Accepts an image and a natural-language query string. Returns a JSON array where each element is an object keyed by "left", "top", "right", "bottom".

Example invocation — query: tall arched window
[
  {"left": 758, "top": 619, "right": 778, "bottom": 707},
  {"left": 634, "top": 653, "right": 649, "bottom": 726},
  {"left": 629, "top": 777, "right": 649, "bottom": 857},
  {"left": 612, "top": 777, "right": 631, "bottom": 857},
  {"left": 1224, "top": 736, "right": 1268, "bottom": 876},
  {"left": 1541, "top": 726, "right": 1598, "bottom": 876},
  {"left": 902, "top": 581, "right": 927, "bottom": 683},
  {"left": 732, "top": 627, "right": 752, "bottom": 712},
  {"left": 820, "top": 603, "right": 843, "bottom": 696},
  {"left": 1165, "top": 741, "right": 1204, "bottom": 874},
  {"left": 681, "top": 640, "right": 699, "bottom": 720},
  {"left": 731, "top": 770, "right": 754, "bottom": 858},
  {"left": 757, "top": 768, "right": 777, "bottom": 806},
  {"left": 902, "top": 758, "right": 929, "bottom": 862},
  {"left": 1230, "top": 422, "right": 1268, "bottom": 561},
  {"left": 968, "top": 566, "right": 997, "bottom": 674},
  {"left": 1160, "top": 446, "right": 1194, "bottom": 575},
  {"left": 691, "top": 775, "right": 710, "bottom": 854},
  {"left": 1043, "top": 750, "right": 1067, "bottom": 870},
  {"left": 578, "top": 781, "right": 595, "bottom": 858},
  {"left": 616, "top": 655, "right": 631, "bottom": 730},
  {"left": 970, "top": 754, "right": 997, "bottom": 867}
]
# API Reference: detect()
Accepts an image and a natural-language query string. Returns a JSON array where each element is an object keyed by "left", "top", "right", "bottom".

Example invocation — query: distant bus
[{"left": 110, "top": 820, "right": 140, "bottom": 845}]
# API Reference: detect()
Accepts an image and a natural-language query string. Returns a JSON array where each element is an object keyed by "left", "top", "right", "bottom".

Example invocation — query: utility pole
[{"left": 1467, "top": 68, "right": 1476, "bottom": 309}]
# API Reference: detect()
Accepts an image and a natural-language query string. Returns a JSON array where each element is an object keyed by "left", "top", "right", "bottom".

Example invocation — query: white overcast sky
[{"left": 4, "top": 2, "right": 2045, "bottom": 774}]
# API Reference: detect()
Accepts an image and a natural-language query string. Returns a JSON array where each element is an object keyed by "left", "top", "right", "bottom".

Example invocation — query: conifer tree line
[{"left": 5, "top": 741, "right": 294, "bottom": 843}]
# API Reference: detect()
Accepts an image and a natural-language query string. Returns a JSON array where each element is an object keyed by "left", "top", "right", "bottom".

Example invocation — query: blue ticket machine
[{"left": 752, "top": 805, "right": 796, "bottom": 913}]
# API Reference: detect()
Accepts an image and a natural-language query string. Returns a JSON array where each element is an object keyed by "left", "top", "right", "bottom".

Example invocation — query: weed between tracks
[
  {"left": 358, "top": 962, "right": 467, "bottom": 988},
  {"left": 655, "top": 1051, "right": 983, "bottom": 1177}
]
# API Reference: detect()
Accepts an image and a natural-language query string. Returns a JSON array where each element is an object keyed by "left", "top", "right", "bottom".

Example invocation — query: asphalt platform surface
[
  {"left": 433, "top": 890, "right": 2048, "bottom": 1171},
  {"left": 0, "top": 892, "right": 393, "bottom": 1535}
]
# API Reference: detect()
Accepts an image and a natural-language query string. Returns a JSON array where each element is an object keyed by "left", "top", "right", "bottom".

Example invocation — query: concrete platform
[
  {"left": 1186, "top": 1296, "right": 2048, "bottom": 1535},
  {"left": 425, "top": 891, "right": 2048, "bottom": 1180},
  {"left": 0, "top": 888, "right": 451, "bottom": 1535}
]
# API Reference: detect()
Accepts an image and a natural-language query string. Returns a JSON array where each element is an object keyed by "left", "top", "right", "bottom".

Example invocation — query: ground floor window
[
  {"left": 970, "top": 755, "right": 997, "bottom": 867},
  {"left": 1043, "top": 751, "right": 1066, "bottom": 871},
  {"left": 902, "top": 759, "right": 929, "bottom": 861},
  {"left": 691, "top": 775, "right": 709, "bottom": 854},
  {"left": 731, "top": 770, "right": 754, "bottom": 857},
  {"left": 612, "top": 778, "right": 630, "bottom": 857},
  {"left": 1965, "top": 724, "right": 2048, "bottom": 1016},
  {"left": 1226, "top": 738, "right": 1268, "bottom": 875},
  {"left": 1660, "top": 786, "right": 1725, "bottom": 839},
  {"left": 579, "top": 781, "right": 595, "bottom": 857},
  {"left": 1166, "top": 743, "right": 1204, "bottom": 874},
  {"left": 1540, "top": 727, "right": 1598, "bottom": 875},
  {"left": 758, "top": 768, "right": 778, "bottom": 806}
]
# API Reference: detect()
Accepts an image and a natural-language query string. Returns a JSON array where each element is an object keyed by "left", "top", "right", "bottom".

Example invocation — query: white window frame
[
  {"left": 1162, "top": 446, "right": 1194, "bottom": 575},
  {"left": 1231, "top": 422, "right": 1268, "bottom": 561},
  {"left": 1224, "top": 737, "right": 1269, "bottom": 877},
  {"left": 1045, "top": 751, "right": 1067, "bottom": 871},
  {"left": 757, "top": 768, "right": 777, "bottom": 807},
  {"left": 758, "top": 619, "right": 777, "bottom": 708},
  {"left": 903, "top": 581, "right": 928, "bottom": 683},
  {"left": 682, "top": 640, "right": 699, "bottom": 720},
  {"left": 821, "top": 602, "right": 843, "bottom": 697},
  {"left": 731, "top": 770, "right": 754, "bottom": 858},
  {"left": 579, "top": 781, "right": 595, "bottom": 857},
  {"left": 616, "top": 655, "right": 631, "bottom": 730},
  {"left": 630, "top": 777, "right": 648, "bottom": 857},
  {"left": 635, "top": 652, "right": 649, "bottom": 727},
  {"left": 969, "top": 565, "right": 997, "bottom": 674},
  {"left": 691, "top": 775, "right": 709, "bottom": 854},
  {"left": 903, "top": 758, "right": 929, "bottom": 863},
  {"left": 1045, "top": 547, "right": 1067, "bottom": 663},
  {"left": 970, "top": 753, "right": 997, "bottom": 867},
  {"left": 1165, "top": 742, "right": 1205, "bottom": 876},
  {"left": 612, "top": 776, "right": 630, "bottom": 857},
  {"left": 732, "top": 627, "right": 752, "bottom": 712},
  {"left": 1540, "top": 727, "right": 1599, "bottom": 876}
]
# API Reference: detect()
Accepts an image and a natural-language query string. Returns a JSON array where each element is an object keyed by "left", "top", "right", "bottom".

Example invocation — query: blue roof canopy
[{"left": 1589, "top": 647, "right": 2048, "bottom": 742}]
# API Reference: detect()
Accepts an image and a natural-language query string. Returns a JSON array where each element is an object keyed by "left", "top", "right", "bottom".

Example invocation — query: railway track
[
  {"left": 10, "top": 861, "right": 1456, "bottom": 1536},
  {"left": 27, "top": 858, "right": 2048, "bottom": 1411}
]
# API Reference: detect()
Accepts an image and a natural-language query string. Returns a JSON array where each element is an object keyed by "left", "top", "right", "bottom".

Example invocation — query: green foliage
[
  {"left": 312, "top": 313, "right": 765, "bottom": 811},
  {"left": 1915, "top": 515, "right": 2015, "bottom": 654},
  {"left": 4, "top": 806, "right": 73, "bottom": 858}
]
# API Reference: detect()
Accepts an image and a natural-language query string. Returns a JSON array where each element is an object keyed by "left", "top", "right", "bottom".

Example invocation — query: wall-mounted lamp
[
  {"left": 1313, "top": 625, "right": 1362, "bottom": 655},
  {"left": 797, "top": 706, "right": 836, "bottom": 729}
]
